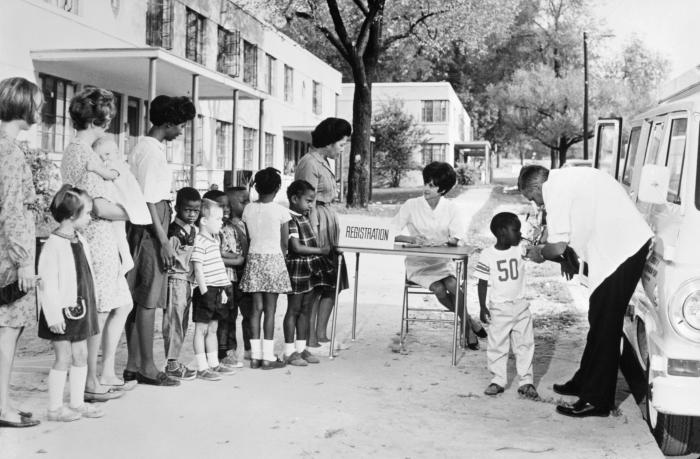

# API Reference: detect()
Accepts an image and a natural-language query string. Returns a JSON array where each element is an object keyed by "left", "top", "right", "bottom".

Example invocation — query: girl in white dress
[{"left": 392, "top": 162, "right": 486, "bottom": 348}]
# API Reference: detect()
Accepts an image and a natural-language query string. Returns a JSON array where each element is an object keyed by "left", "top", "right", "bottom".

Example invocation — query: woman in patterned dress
[
  {"left": 294, "top": 117, "right": 350, "bottom": 347},
  {"left": 61, "top": 87, "right": 133, "bottom": 400},
  {"left": 0, "top": 77, "right": 42, "bottom": 428}
]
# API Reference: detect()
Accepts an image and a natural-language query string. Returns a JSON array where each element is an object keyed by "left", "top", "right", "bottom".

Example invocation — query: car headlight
[
  {"left": 683, "top": 291, "right": 700, "bottom": 330},
  {"left": 669, "top": 279, "right": 700, "bottom": 342}
]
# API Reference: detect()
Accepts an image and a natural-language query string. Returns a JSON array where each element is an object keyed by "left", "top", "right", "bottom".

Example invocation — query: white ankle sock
[
  {"left": 195, "top": 353, "right": 208, "bottom": 371},
  {"left": 206, "top": 352, "right": 220, "bottom": 368},
  {"left": 295, "top": 340, "right": 306, "bottom": 353},
  {"left": 249, "top": 339, "right": 262, "bottom": 360},
  {"left": 68, "top": 365, "right": 87, "bottom": 409},
  {"left": 284, "top": 342, "right": 296, "bottom": 356},
  {"left": 262, "top": 339, "right": 276, "bottom": 361},
  {"left": 48, "top": 368, "right": 67, "bottom": 411}
]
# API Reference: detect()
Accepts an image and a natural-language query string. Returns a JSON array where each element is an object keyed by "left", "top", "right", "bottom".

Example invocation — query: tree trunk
[
  {"left": 558, "top": 136, "right": 569, "bottom": 167},
  {"left": 346, "top": 81, "right": 372, "bottom": 207},
  {"left": 549, "top": 148, "right": 557, "bottom": 169}
]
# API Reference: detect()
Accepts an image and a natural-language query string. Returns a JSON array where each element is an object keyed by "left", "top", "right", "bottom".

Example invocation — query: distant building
[
  {"left": 337, "top": 82, "right": 472, "bottom": 167},
  {"left": 1, "top": 0, "right": 341, "bottom": 189}
]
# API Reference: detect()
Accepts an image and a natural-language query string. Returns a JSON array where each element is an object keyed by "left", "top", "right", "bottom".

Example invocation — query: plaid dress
[{"left": 286, "top": 214, "right": 334, "bottom": 294}]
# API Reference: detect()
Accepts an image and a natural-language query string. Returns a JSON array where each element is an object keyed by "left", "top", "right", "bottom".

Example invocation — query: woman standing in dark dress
[{"left": 294, "top": 118, "right": 350, "bottom": 347}]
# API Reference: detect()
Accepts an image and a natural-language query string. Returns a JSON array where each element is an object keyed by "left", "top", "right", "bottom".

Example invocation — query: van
[{"left": 590, "top": 74, "right": 700, "bottom": 456}]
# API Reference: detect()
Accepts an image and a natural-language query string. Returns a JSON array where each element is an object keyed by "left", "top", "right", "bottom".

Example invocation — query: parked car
[{"left": 590, "top": 86, "right": 700, "bottom": 455}]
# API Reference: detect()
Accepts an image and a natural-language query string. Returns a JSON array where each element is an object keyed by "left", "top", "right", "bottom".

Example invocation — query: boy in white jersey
[{"left": 475, "top": 212, "right": 538, "bottom": 399}]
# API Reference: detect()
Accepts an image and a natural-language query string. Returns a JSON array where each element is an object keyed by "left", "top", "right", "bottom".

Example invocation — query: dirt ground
[{"left": 0, "top": 172, "right": 666, "bottom": 459}]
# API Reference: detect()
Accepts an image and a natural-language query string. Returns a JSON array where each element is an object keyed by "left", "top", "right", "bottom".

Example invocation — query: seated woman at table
[{"left": 392, "top": 162, "right": 486, "bottom": 349}]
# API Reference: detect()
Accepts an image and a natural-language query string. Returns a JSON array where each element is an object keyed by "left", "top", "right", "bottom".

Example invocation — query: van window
[
  {"left": 666, "top": 118, "right": 687, "bottom": 204},
  {"left": 622, "top": 126, "right": 641, "bottom": 186},
  {"left": 645, "top": 121, "right": 665, "bottom": 165},
  {"left": 596, "top": 123, "right": 618, "bottom": 177}
]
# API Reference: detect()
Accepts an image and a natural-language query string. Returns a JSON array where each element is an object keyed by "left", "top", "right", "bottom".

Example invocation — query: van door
[{"left": 593, "top": 118, "right": 623, "bottom": 179}]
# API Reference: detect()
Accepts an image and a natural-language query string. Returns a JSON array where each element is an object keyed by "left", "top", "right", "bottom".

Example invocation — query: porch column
[
  {"left": 118, "top": 92, "right": 128, "bottom": 157},
  {"left": 231, "top": 89, "right": 238, "bottom": 185},
  {"left": 258, "top": 99, "right": 264, "bottom": 169},
  {"left": 147, "top": 57, "right": 157, "bottom": 126},
  {"left": 190, "top": 74, "right": 200, "bottom": 187}
]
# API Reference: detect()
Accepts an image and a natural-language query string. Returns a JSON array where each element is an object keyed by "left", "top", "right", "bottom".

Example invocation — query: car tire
[{"left": 645, "top": 358, "right": 693, "bottom": 456}]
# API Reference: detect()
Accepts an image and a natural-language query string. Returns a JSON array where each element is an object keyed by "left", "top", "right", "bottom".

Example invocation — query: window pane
[
  {"left": 264, "top": 132, "right": 275, "bottom": 167},
  {"left": 284, "top": 65, "right": 293, "bottom": 102},
  {"left": 622, "top": 127, "right": 641, "bottom": 186},
  {"left": 666, "top": 118, "right": 687, "bottom": 203},
  {"left": 645, "top": 121, "right": 665, "bottom": 165}
]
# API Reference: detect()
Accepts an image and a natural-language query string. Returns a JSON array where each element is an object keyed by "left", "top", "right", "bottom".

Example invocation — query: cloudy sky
[{"left": 599, "top": 0, "right": 698, "bottom": 80}]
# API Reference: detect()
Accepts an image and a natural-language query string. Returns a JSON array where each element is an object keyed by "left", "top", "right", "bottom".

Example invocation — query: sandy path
[{"left": 1, "top": 187, "right": 663, "bottom": 459}]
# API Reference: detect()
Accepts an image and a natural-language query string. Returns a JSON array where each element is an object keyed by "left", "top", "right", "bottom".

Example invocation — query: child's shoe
[
  {"left": 196, "top": 369, "right": 222, "bottom": 381},
  {"left": 284, "top": 352, "right": 308, "bottom": 367},
  {"left": 250, "top": 359, "right": 262, "bottom": 369},
  {"left": 164, "top": 362, "right": 197, "bottom": 381},
  {"left": 261, "top": 358, "right": 286, "bottom": 370},
  {"left": 243, "top": 350, "right": 252, "bottom": 361},
  {"left": 484, "top": 383, "right": 504, "bottom": 396},
  {"left": 468, "top": 342, "right": 480, "bottom": 351},
  {"left": 71, "top": 404, "right": 104, "bottom": 419},
  {"left": 517, "top": 384, "right": 539, "bottom": 400},
  {"left": 220, "top": 355, "right": 244, "bottom": 368},
  {"left": 211, "top": 364, "right": 236, "bottom": 375},
  {"left": 300, "top": 349, "right": 320, "bottom": 364},
  {"left": 47, "top": 406, "right": 81, "bottom": 422}
]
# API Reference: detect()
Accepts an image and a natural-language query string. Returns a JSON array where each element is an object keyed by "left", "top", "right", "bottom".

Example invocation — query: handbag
[
  {"left": 63, "top": 296, "right": 86, "bottom": 320},
  {"left": 0, "top": 281, "right": 27, "bottom": 306}
]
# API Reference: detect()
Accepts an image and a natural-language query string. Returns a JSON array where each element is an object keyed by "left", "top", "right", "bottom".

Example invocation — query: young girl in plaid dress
[
  {"left": 282, "top": 180, "right": 333, "bottom": 366},
  {"left": 240, "top": 168, "right": 291, "bottom": 369}
]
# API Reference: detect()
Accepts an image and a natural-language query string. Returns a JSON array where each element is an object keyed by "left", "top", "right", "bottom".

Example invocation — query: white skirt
[{"left": 405, "top": 256, "right": 455, "bottom": 288}]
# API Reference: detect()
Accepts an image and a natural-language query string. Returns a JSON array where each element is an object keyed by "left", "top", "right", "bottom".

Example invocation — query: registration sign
[{"left": 337, "top": 215, "right": 396, "bottom": 250}]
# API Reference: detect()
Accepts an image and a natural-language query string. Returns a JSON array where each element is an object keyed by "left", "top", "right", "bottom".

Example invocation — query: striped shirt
[
  {"left": 191, "top": 232, "right": 230, "bottom": 288},
  {"left": 474, "top": 246, "right": 525, "bottom": 303}
]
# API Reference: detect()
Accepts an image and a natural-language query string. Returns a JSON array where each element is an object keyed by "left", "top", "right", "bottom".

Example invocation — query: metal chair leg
[{"left": 400, "top": 281, "right": 408, "bottom": 345}]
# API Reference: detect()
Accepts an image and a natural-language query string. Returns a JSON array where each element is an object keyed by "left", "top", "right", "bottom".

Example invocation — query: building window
[
  {"left": 146, "top": 0, "right": 173, "bottom": 49},
  {"left": 215, "top": 120, "right": 232, "bottom": 170},
  {"left": 186, "top": 8, "right": 206, "bottom": 65},
  {"left": 264, "top": 133, "right": 275, "bottom": 167},
  {"left": 106, "top": 92, "right": 122, "bottom": 146},
  {"left": 242, "top": 127, "right": 257, "bottom": 169},
  {"left": 284, "top": 65, "right": 294, "bottom": 103},
  {"left": 421, "top": 144, "right": 447, "bottom": 164},
  {"left": 38, "top": 74, "right": 77, "bottom": 153},
  {"left": 243, "top": 41, "right": 258, "bottom": 87},
  {"left": 421, "top": 100, "right": 448, "bottom": 123},
  {"left": 312, "top": 81, "right": 322, "bottom": 115},
  {"left": 184, "top": 115, "right": 204, "bottom": 166},
  {"left": 43, "top": 0, "right": 79, "bottom": 14},
  {"left": 217, "top": 27, "right": 240, "bottom": 77},
  {"left": 264, "top": 54, "right": 277, "bottom": 95}
]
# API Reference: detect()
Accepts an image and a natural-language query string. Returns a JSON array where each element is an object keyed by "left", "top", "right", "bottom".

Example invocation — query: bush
[{"left": 455, "top": 162, "right": 480, "bottom": 185}]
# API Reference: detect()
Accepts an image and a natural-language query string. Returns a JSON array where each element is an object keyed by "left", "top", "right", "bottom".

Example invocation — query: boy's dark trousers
[
  {"left": 570, "top": 240, "right": 650, "bottom": 409},
  {"left": 217, "top": 282, "right": 253, "bottom": 354}
]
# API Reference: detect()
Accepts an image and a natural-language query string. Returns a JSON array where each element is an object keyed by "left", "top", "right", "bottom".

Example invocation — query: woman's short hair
[
  {"left": 69, "top": 86, "right": 115, "bottom": 130},
  {"left": 0, "top": 77, "right": 41, "bottom": 124},
  {"left": 311, "top": 117, "right": 351, "bottom": 148},
  {"left": 422, "top": 162, "right": 457, "bottom": 195},
  {"left": 253, "top": 167, "right": 282, "bottom": 195},
  {"left": 149, "top": 95, "right": 196, "bottom": 126},
  {"left": 50, "top": 184, "right": 91, "bottom": 223},
  {"left": 286, "top": 179, "right": 315, "bottom": 201}
]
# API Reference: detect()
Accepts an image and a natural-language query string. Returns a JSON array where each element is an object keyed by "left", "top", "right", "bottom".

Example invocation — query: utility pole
[{"left": 583, "top": 31, "right": 589, "bottom": 161}]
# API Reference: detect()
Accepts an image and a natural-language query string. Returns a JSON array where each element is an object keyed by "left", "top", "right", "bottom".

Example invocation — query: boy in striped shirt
[{"left": 191, "top": 199, "right": 237, "bottom": 381}]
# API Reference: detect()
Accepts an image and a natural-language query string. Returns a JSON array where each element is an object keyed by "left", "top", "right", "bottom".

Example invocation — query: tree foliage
[{"left": 372, "top": 99, "right": 427, "bottom": 187}]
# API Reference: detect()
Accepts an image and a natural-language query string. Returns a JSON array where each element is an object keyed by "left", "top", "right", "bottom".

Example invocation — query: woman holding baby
[{"left": 60, "top": 87, "right": 136, "bottom": 400}]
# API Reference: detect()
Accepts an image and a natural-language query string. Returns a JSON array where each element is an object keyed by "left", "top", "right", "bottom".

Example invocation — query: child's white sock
[
  {"left": 250, "top": 339, "right": 262, "bottom": 360},
  {"left": 48, "top": 368, "right": 67, "bottom": 411},
  {"left": 262, "top": 339, "right": 276, "bottom": 361},
  {"left": 206, "top": 352, "right": 220, "bottom": 368},
  {"left": 295, "top": 340, "right": 307, "bottom": 354},
  {"left": 195, "top": 353, "right": 208, "bottom": 371},
  {"left": 284, "top": 342, "right": 296, "bottom": 357},
  {"left": 68, "top": 365, "right": 87, "bottom": 409}
]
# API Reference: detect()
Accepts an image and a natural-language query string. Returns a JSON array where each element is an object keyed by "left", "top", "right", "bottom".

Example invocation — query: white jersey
[{"left": 474, "top": 246, "right": 525, "bottom": 303}]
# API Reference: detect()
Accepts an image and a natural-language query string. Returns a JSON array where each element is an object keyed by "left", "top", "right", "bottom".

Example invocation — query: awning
[
  {"left": 282, "top": 124, "right": 316, "bottom": 142},
  {"left": 31, "top": 47, "right": 265, "bottom": 101},
  {"left": 454, "top": 140, "right": 491, "bottom": 157}
]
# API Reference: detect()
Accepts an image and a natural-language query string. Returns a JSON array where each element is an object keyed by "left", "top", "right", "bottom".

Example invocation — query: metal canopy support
[
  {"left": 231, "top": 89, "right": 239, "bottom": 185},
  {"left": 190, "top": 73, "right": 200, "bottom": 187},
  {"left": 147, "top": 57, "right": 157, "bottom": 132}
]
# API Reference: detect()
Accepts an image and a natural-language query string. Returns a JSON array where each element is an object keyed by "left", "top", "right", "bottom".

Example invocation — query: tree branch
[
  {"left": 352, "top": 0, "right": 369, "bottom": 16},
  {"left": 356, "top": 2, "right": 382, "bottom": 56},
  {"left": 381, "top": 9, "right": 444, "bottom": 50},
  {"left": 326, "top": 0, "right": 355, "bottom": 55},
  {"left": 291, "top": 9, "right": 352, "bottom": 62}
]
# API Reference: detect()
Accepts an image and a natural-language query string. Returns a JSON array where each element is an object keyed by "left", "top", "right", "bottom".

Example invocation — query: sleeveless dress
[{"left": 38, "top": 237, "right": 99, "bottom": 341}]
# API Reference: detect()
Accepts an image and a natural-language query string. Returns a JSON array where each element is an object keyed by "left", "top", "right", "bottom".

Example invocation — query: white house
[
  {"left": 0, "top": 0, "right": 342, "bottom": 190},
  {"left": 337, "top": 82, "right": 472, "bottom": 167}
]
